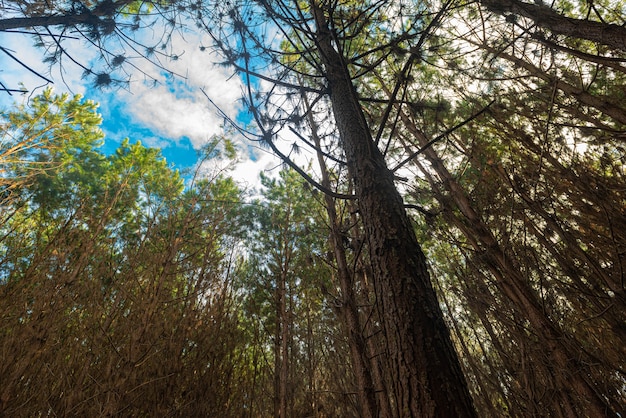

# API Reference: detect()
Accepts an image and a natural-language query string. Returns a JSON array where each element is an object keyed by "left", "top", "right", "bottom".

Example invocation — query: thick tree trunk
[
  {"left": 481, "top": 0, "right": 626, "bottom": 52},
  {"left": 311, "top": 4, "right": 477, "bottom": 417},
  {"left": 0, "top": 14, "right": 99, "bottom": 31}
]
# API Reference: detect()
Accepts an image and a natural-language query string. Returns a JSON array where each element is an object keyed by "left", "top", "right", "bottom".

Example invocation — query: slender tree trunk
[
  {"left": 0, "top": 0, "right": 135, "bottom": 31},
  {"left": 394, "top": 107, "right": 619, "bottom": 417},
  {"left": 273, "top": 263, "right": 289, "bottom": 418},
  {"left": 304, "top": 300, "right": 319, "bottom": 418},
  {"left": 280, "top": 269, "right": 290, "bottom": 418},
  {"left": 304, "top": 96, "right": 379, "bottom": 418},
  {"left": 480, "top": 0, "right": 626, "bottom": 52},
  {"left": 311, "top": 3, "right": 477, "bottom": 416}
]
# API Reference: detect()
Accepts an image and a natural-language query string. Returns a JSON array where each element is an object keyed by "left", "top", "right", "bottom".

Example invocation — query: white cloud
[
  {"left": 0, "top": 23, "right": 242, "bottom": 145},
  {"left": 141, "top": 136, "right": 173, "bottom": 149},
  {"left": 110, "top": 29, "right": 244, "bottom": 149},
  {"left": 0, "top": 18, "right": 287, "bottom": 190},
  {"left": 0, "top": 31, "right": 92, "bottom": 107},
  {"left": 231, "top": 148, "right": 282, "bottom": 193}
]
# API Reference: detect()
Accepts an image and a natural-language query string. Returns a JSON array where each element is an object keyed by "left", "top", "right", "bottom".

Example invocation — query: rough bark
[
  {"left": 481, "top": 0, "right": 626, "bottom": 52},
  {"left": 311, "top": 3, "right": 477, "bottom": 417},
  {"left": 0, "top": 14, "right": 102, "bottom": 31}
]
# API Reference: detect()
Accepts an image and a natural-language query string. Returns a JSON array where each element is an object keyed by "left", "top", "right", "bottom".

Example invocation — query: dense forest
[{"left": 1, "top": 0, "right": 625, "bottom": 417}]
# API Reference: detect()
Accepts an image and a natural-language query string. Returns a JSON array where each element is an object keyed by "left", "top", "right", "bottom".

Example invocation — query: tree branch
[
  {"left": 392, "top": 100, "right": 494, "bottom": 172},
  {"left": 0, "top": 46, "right": 53, "bottom": 83},
  {"left": 481, "top": 0, "right": 626, "bottom": 52}
]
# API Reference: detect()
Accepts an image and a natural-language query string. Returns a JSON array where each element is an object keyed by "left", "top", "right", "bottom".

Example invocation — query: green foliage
[
  {"left": 0, "top": 89, "right": 250, "bottom": 416},
  {"left": 2, "top": 88, "right": 103, "bottom": 197},
  {"left": 3, "top": 0, "right": 626, "bottom": 414},
  {"left": 235, "top": 168, "right": 350, "bottom": 416}
]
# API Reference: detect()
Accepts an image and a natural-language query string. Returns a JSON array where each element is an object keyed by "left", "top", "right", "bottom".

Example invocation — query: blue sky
[
  {"left": 90, "top": 90, "right": 196, "bottom": 170},
  {"left": 0, "top": 23, "right": 286, "bottom": 191}
]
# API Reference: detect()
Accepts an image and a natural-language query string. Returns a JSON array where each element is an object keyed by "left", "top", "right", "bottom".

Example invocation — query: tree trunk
[
  {"left": 0, "top": 0, "right": 135, "bottom": 31},
  {"left": 311, "top": 3, "right": 477, "bottom": 417},
  {"left": 274, "top": 251, "right": 290, "bottom": 418},
  {"left": 481, "top": 0, "right": 626, "bottom": 52}
]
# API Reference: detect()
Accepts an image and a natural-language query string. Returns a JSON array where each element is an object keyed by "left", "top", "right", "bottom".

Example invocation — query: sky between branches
[{"left": 0, "top": 19, "right": 289, "bottom": 191}]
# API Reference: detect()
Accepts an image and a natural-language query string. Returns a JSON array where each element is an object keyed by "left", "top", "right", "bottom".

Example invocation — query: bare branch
[{"left": 392, "top": 99, "right": 495, "bottom": 172}]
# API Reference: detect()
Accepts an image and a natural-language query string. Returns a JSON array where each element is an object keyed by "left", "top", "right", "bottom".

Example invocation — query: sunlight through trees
[{"left": 1, "top": 0, "right": 625, "bottom": 416}]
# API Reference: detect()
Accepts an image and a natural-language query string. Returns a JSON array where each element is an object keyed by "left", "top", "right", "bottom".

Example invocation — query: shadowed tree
[
  {"left": 198, "top": 1, "right": 477, "bottom": 416},
  {"left": 0, "top": 90, "right": 251, "bottom": 416},
  {"left": 238, "top": 168, "right": 358, "bottom": 417}
]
